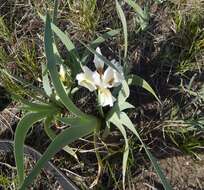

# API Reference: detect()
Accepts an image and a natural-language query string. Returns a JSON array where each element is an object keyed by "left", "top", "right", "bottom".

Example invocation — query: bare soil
[
  {"left": 0, "top": 1, "right": 204, "bottom": 189},
  {"left": 133, "top": 153, "right": 204, "bottom": 190}
]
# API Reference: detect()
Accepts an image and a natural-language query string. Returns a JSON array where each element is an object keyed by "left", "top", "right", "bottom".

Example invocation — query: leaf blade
[
  {"left": 19, "top": 117, "right": 100, "bottom": 189},
  {"left": 81, "top": 29, "right": 120, "bottom": 65},
  {"left": 127, "top": 74, "right": 161, "bottom": 103},
  {"left": 44, "top": 14, "right": 85, "bottom": 117},
  {"left": 119, "top": 112, "right": 172, "bottom": 190},
  {"left": 116, "top": 0, "right": 128, "bottom": 58},
  {"left": 14, "top": 113, "right": 47, "bottom": 186},
  {"left": 44, "top": 117, "right": 79, "bottom": 161},
  {"left": 124, "top": 0, "right": 149, "bottom": 30},
  {"left": 109, "top": 113, "right": 129, "bottom": 189},
  {"left": 79, "top": 40, "right": 121, "bottom": 73},
  {"left": 42, "top": 63, "right": 53, "bottom": 97}
]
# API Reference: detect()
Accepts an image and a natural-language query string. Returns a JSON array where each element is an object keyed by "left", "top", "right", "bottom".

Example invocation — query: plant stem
[{"left": 94, "top": 91, "right": 104, "bottom": 118}]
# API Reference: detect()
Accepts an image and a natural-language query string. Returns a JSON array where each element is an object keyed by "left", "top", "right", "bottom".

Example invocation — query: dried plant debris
[{"left": 0, "top": 0, "right": 203, "bottom": 189}]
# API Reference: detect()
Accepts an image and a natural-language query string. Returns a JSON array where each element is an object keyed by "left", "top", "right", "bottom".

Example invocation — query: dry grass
[{"left": 0, "top": 0, "right": 203, "bottom": 189}]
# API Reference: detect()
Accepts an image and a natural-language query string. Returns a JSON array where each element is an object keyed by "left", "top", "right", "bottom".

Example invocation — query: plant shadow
[{"left": 0, "top": 86, "right": 10, "bottom": 112}]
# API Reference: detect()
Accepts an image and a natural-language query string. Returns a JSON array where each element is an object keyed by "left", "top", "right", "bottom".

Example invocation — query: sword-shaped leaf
[
  {"left": 42, "top": 63, "right": 53, "bottom": 97},
  {"left": 127, "top": 74, "right": 161, "bottom": 103},
  {"left": 81, "top": 29, "right": 120, "bottom": 65},
  {"left": 19, "top": 117, "right": 100, "bottom": 189},
  {"left": 44, "top": 117, "right": 79, "bottom": 161},
  {"left": 116, "top": 0, "right": 128, "bottom": 59},
  {"left": 14, "top": 113, "right": 47, "bottom": 186},
  {"left": 39, "top": 13, "right": 81, "bottom": 75},
  {"left": 109, "top": 113, "right": 129, "bottom": 190},
  {"left": 44, "top": 14, "right": 85, "bottom": 117},
  {"left": 119, "top": 112, "right": 172, "bottom": 190},
  {"left": 79, "top": 40, "right": 121, "bottom": 73}
]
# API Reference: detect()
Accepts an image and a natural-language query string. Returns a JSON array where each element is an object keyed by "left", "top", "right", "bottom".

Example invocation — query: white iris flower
[{"left": 76, "top": 47, "right": 124, "bottom": 107}]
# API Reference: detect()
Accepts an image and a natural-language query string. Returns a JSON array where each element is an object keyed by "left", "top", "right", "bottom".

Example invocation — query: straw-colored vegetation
[{"left": 0, "top": 0, "right": 203, "bottom": 189}]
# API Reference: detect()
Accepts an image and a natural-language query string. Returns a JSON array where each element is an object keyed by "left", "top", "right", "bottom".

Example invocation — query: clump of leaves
[
  {"left": 0, "top": 17, "right": 12, "bottom": 42},
  {"left": 173, "top": 4, "right": 204, "bottom": 74},
  {"left": 67, "top": 0, "right": 99, "bottom": 38},
  {"left": 0, "top": 16, "right": 42, "bottom": 100},
  {"left": 7, "top": 1, "right": 172, "bottom": 190},
  {"left": 124, "top": 0, "right": 150, "bottom": 31}
]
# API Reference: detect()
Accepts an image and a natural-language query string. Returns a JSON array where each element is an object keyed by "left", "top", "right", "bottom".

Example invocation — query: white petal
[
  {"left": 76, "top": 67, "right": 97, "bottom": 92},
  {"left": 103, "top": 66, "right": 115, "bottom": 88},
  {"left": 111, "top": 59, "right": 124, "bottom": 86},
  {"left": 103, "top": 60, "right": 124, "bottom": 88},
  {"left": 92, "top": 71, "right": 102, "bottom": 87},
  {"left": 98, "top": 88, "right": 116, "bottom": 107},
  {"left": 93, "top": 47, "right": 104, "bottom": 71},
  {"left": 81, "top": 66, "right": 94, "bottom": 78}
]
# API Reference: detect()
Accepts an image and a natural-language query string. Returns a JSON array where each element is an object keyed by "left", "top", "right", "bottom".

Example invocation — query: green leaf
[
  {"left": 124, "top": 0, "right": 144, "bottom": 18},
  {"left": 116, "top": 0, "right": 128, "bottom": 59},
  {"left": 127, "top": 74, "right": 161, "bottom": 103},
  {"left": 119, "top": 101, "right": 134, "bottom": 111},
  {"left": 117, "top": 80, "right": 130, "bottom": 103},
  {"left": 79, "top": 40, "right": 121, "bottom": 73},
  {"left": 44, "top": 14, "right": 85, "bottom": 117},
  {"left": 19, "top": 117, "right": 100, "bottom": 189},
  {"left": 52, "top": 0, "right": 59, "bottom": 24},
  {"left": 53, "top": 40, "right": 64, "bottom": 65},
  {"left": 119, "top": 112, "right": 172, "bottom": 190},
  {"left": 81, "top": 29, "right": 120, "bottom": 65},
  {"left": 39, "top": 13, "right": 81, "bottom": 76},
  {"left": 59, "top": 116, "right": 97, "bottom": 127},
  {"left": 42, "top": 63, "right": 53, "bottom": 97},
  {"left": 109, "top": 113, "right": 129, "bottom": 189},
  {"left": 106, "top": 81, "right": 132, "bottom": 120},
  {"left": 14, "top": 113, "right": 47, "bottom": 186},
  {"left": 1, "top": 69, "right": 48, "bottom": 99},
  {"left": 44, "top": 117, "right": 79, "bottom": 161},
  {"left": 88, "top": 29, "right": 120, "bottom": 48},
  {"left": 106, "top": 83, "right": 132, "bottom": 120},
  {"left": 109, "top": 102, "right": 134, "bottom": 117},
  {"left": 44, "top": 116, "right": 56, "bottom": 139},
  {"left": 22, "top": 102, "right": 59, "bottom": 114},
  {"left": 124, "top": 0, "right": 149, "bottom": 30}
]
